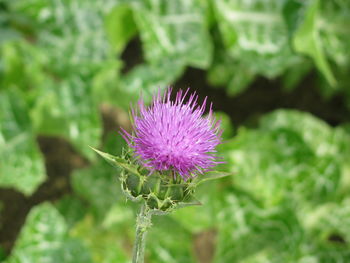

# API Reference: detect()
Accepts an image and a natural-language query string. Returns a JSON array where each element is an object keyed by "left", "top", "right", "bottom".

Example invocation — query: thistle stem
[{"left": 132, "top": 203, "right": 152, "bottom": 263}]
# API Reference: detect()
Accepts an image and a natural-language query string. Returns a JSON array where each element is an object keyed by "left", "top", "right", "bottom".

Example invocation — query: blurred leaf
[
  {"left": 226, "top": 68, "right": 255, "bottom": 96},
  {"left": 171, "top": 179, "right": 227, "bottom": 233},
  {"left": 55, "top": 195, "right": 87, "bottom": 230},
  {"left": 95, "top": 58, "right": 183, "bottom": 110},
  {"left": 260, "top": 110, "right": 350, "bottom": 159},
  {"left": 215, "top": 111, "right": 234, "bottom": 140},
  {"left": 31, "top": 76, "right": 102, "bottom": 160},
  {"left": 72, "top": 134, "right": 126, "bottom": 220},
  {"left": 132, "top": 0, "right": 213, "bottom": 69},
  {"left": 72, "top": 160, "right": 121, "bottom": 221},
  {"left": 71, "top": 212, "right": 132, "bottom": 263},
  {"left": 341, "top": 123, "right": 350, "bottom": 135},
  {"left": 92, "top": 60, "right": 123, "bottom": 107},
  {"left": 4, "top": 0, "right": 118, "bottom": 159},
  {"left": 119, "top": 59, "right": 185, "bottom": 106},
  {"left": 213, "top": 0, "right": 299, "bottom": 77},
  {"left": 105, "top": 3, "right": 137, "bottom": 54},
  {"left": 0, "top": 27, "right": 20, "bottom": 45},
  {"left": 318, "top": 0, "right": 350, "bottom": 96},
  {"left": 222, "top": 116, "right": 346, "bottom": 207},
  {"left": 0, "top": 246, "right": 5, "bottom": 262},
  {"left": 0, "top": 41, "right": 46, "bottom": 95},
  {"left": 224, "top": 129, "right": 326, "bottom": 206},
  {"left": 283, "top": 0, "right": 307, "bottom": 36},
  {"left": 10, "top": 0, "right": 115, "bottom": 76},
  {"left": 194, "top": 171, "right": 233, "bottom": 187},
  {"left": 0, "top": 89, "right": 45, "bottom": 195},
  {"left": 214, "top": 193, "right": 303, "bottom": 263},
  {"left": 6, "top": 203, "right": 92, "bottom": 263},
  {"left": 103, "top": 132, "right": 127, "bottom": 156},
  {"left": 207, "top": 49, "right": 255, "bottom": 96},
  {"left": 147, "top": 216, "right": 196, "bottom": 263},
  {"left": 171, "top": 205, "right": 212, "bottom": 233},
  {"left": 292, "top": 0, "right": 336, "bottom": 87},
  {"left": 214, "top": 192, "right": 350, "bottom": 263},
  {"left": 319, "top": 0, "right": 350, "bottom": 69},
  {"left": 282, "top": 58, "right": 312, "bottom": 91},
  {"left": 215, "top": 109, "right": 350, "bottom": 262},
  {"left": 174, "top": 197, "right": 202, "bottom": 210},
  {"left": 304, "top": 198, "right": 350, "bottom": 244},
  {"left": 0, "top": 4, "right": 22, "bottom": 45},
  {"left": 298, "top": 200, "right": 350, "bottom": 263}
]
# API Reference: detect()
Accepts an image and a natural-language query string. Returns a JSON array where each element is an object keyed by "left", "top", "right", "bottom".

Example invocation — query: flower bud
[
  {"left": 90, "top": 147, "right": 199, "bottom": 213},
  {"left": 120, "top": 168, "right": 192, "bottom": 211}
]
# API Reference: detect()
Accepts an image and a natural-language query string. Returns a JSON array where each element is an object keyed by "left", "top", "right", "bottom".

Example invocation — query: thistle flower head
[{"left": 122, "top": 88, "right": 222, "bottom": 180}]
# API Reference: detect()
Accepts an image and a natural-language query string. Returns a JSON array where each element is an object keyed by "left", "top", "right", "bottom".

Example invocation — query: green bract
[{"left": 90, "top": 147, "right": 230, "bottom": 213}]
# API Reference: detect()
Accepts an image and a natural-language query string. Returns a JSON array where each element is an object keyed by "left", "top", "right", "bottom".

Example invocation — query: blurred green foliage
[{"left": 0, "top": 0, "right": 350, "bottom": 262}]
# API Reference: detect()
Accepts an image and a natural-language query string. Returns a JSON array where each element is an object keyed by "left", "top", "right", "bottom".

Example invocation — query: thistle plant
[{"left": 91, "top": 88, "right": 228, "bottom": 263}]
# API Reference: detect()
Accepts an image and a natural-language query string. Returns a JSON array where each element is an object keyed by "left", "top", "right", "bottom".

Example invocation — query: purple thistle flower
[{"left": 122, "top": 88, "right": 222, "bottom": 180}]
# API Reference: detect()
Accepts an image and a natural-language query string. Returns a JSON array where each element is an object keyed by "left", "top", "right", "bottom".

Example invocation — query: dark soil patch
[
  {"left": 0, "top": 136, "right": 88, "bottom": 255},
  {"left": 175, "top": 67, "right": 350, "bottom": 127},
  {"left": 193, "top": 229, "right": 217, "bottom": 263},
  {"left": 0, "top": 189, "right": 29, "bottom": 256}
]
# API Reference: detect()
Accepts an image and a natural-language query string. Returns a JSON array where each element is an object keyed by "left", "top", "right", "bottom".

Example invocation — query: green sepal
[
  {"left": 90, "top": 146, "right": 140, "bottom": 176},
  {"left": 148, "top": 195, "right": 202, "bottom": 216},
  {"left": 90, "top": 147, "right": 229, "bottom": 214}
]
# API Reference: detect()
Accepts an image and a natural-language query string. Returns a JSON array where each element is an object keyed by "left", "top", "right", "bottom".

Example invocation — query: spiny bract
[{"left": 122, "top": 88, "right": 222, "bottom": 180}]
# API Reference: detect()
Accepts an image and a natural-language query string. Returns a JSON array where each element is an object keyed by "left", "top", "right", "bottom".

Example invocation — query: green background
[{"left": 0, "top": 0, "right": 350, "bottom": 262}]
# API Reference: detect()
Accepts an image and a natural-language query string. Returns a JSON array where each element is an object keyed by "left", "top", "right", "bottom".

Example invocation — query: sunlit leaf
[
  {"left": 260, "top": 109, "right": 350, "bottom": 159},
  {"left": 291, "top": 0, "right": 336, "bottom": 87},
  {"left": 71, "top": 212, "right": 132, "bottom": 263},
  {"left": 215, "top": 109, "right": 350, "bottom": 262},
  {"left": 55, "top": 195, "right": 87, "bottom": 230},
  {"left": 214, "top": 193, "right": 303, "bottom": 263},
  {"left": 119, "top": 59, "right": 185, "bottom": 106},
  {"left": 0, "top": 89, "right": 45, "bottom": 195},
  {"left": 72, "top": 133, "right": 126, "bottom": 220},
  {"left": 10, "top": 0, "right": 116, "bottom": 76},
  {"left": 147, "top": 216, "right": 196, "bottom": 263},
  {"left": 132, "top": 0, "right": 213, "bottom": 69},
  {"left": 105, "top": 3, "right": 137, "bottom": 54},
  {"left": 213, "top": 0, "right": 299, "bottom": 77},
  {"left": 207, "top": 48, "right": 255, "bottom": 96},
  {"left": 6, "top": 203, "right": 92, "bottom": 263},
  {"left": 319, "top": 0, "right": 350, "bottom": 70},
  {"left": 31, "top": 76, "right": 102, "bottom": 160}
]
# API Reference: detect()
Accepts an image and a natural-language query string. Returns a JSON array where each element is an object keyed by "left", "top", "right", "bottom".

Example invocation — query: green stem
[{"left": 132, "top": 203, "right": 152, "bottom": 263}]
